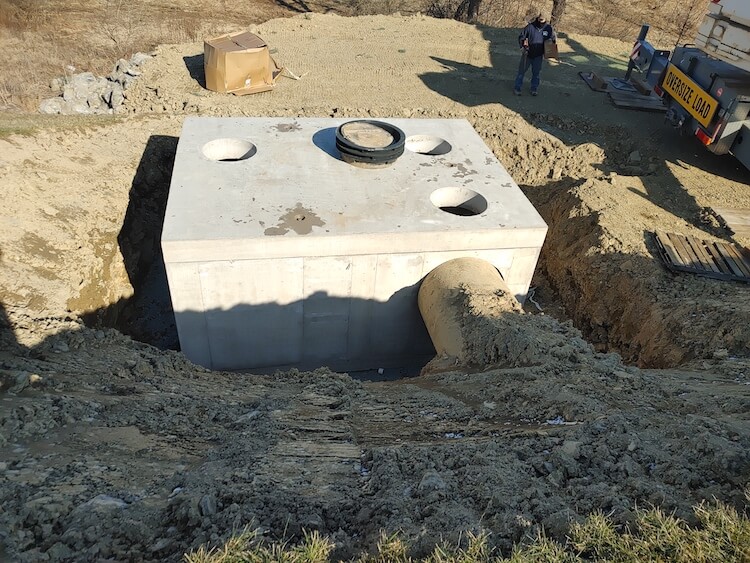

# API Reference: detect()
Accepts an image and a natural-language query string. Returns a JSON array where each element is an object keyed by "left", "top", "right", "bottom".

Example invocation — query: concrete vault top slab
[{"left": 162, "top": 117, "right": 547, "bottom": 262}]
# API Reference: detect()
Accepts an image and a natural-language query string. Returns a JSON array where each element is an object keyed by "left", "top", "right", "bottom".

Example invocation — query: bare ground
[{"left": 1, "top": 12, "right": 749, "bottom": 562}]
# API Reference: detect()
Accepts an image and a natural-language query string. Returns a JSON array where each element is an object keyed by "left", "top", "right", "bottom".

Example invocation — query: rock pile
[{"left": 39, "top": 53, "right": 152, "bottom": 115}]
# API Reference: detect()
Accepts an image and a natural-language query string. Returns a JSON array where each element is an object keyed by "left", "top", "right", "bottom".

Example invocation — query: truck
[{"left": 629, "top": 0, "right": 750, "bottom": 170}]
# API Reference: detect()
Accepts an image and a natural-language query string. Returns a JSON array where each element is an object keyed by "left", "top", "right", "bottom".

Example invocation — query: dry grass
[
  {"left": 0, "top": 0, "right": 711, "bottom": 111},
  {"left": 185, "top": 494, "right": 750, "bottom": 563},
  {"left": 0, "top": 0, "right": 287, "bottom": 111},
  {"left": 421, "top": 0, "right": 709, "bottom": 43},
  {"left": 0, "top": 0, "right": 53, "bottom": 32},
  {"left": 565, "top": 0, "right": 710, "bottom": 47}
]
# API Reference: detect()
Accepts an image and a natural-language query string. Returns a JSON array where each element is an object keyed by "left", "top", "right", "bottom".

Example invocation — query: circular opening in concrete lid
[
  {"left": 339, "top": 121, "right": 394, "bottom": 149},
  {"left": 430, "top": 187, "right": 488, "bottom": 216},
  {"left": 405, "top": 135, "right": 452, "bottom": 155},
  {"left": 202, "top": 138, "right": 257, "bottom": 162}
]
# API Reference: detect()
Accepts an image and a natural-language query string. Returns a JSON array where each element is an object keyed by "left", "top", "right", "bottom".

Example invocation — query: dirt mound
[
  {"left": 527, "top": 177, "right": 750, "bottom": 367},
  {"left": 2, "top": 309, "right": 748, "bottom": 561},
  {"left": 1, "top": 12, "right": 749, "bottom": 562}
]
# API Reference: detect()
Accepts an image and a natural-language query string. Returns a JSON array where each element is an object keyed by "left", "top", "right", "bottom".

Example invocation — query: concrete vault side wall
[{"left": 162, "top": 117, "right": 547, "bottom": 371}]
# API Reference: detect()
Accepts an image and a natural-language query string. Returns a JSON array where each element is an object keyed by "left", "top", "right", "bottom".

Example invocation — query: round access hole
[
  {"left": 405, "top": 135, "right": 452, "bottom": 155},
  {"left": 430, "top": 187, "right": 488, "bottom": 216},
  {"left": 202, "top": 138, "right": 257, "bottom": 162}
]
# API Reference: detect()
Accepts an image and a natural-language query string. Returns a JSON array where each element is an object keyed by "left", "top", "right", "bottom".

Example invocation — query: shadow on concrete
[
  {"left": 168, "top": 284, "right": 435, "bottom": 379},
  {"left": 72, "top": 131, "right": 437, "bottom": 377},
  {"left": 75, "top": 134, "right": 434, "bottom": 379},
  {"left": 183, "top": 54, "right": 206, "bottom": 89},
  {"left": 312, "top": 126, "right": 344, "bottom": 161}
]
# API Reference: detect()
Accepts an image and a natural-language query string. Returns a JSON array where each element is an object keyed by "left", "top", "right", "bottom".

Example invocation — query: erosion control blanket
[{"left": 204, "top": 31, "right": 282, "bottom": 95}]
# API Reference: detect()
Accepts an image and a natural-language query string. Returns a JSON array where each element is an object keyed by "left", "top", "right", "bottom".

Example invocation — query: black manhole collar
[{"left": 335, "top": 120, "right": 406, "bottom": 166}]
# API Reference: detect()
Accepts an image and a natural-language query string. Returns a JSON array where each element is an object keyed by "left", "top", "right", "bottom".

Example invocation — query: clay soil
[{"left": 1, "top": 11, "right": 749, "bottom": 562}]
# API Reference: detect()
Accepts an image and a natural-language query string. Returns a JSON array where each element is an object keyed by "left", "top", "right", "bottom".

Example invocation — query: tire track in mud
[
  {"left": 254, "top": 388, "right": 362, "bottom": 498},
  {"left": 353, "top": 379, "right": 567, "bottom": 448}
]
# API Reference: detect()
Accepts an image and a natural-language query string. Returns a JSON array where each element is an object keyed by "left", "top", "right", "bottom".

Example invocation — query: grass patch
[
  {"left": 185, "top": 496, "right": 750, "bottom": 562},
  {"left": 185, "top": 529, "right": 336, "bottom": 563}
]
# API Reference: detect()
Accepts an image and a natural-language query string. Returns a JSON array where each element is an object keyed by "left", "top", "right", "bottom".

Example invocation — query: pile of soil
[
  {"left": 2, "top": 302, "right": 748, "bottom": 561},
  {"left": 1, "top": 13, "right": 748, "bottom": 562}
]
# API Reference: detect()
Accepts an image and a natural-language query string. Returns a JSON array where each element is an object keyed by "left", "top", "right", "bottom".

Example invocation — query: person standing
[{"left": 514, "top": 13, "right": 556, "bottom": 96}]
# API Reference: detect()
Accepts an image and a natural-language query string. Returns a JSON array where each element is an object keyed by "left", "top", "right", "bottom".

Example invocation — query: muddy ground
[{"left": 1, "top": 13, "right": 749, "bottom": 562}]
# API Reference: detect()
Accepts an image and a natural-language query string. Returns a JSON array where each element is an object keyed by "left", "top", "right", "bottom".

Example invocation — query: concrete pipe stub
[{"left": 418, "top": 257, "right": 522, "bottom": 364}]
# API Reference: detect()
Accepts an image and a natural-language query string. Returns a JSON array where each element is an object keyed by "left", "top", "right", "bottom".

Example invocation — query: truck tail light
[
  {"left": 653, "top": 84, "right": 664, "bottom": 97},
  {"left": 696, "top": 109, "right": 729, "bottom": 146},
  {"left": 695, "top": 128, "right": 713, "bottom": 145}
]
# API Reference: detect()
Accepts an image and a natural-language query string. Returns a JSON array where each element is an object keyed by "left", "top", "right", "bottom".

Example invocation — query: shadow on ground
[
  {"left": 183, "top": 55, "right": 206, "bottom": 89},
  {"left": 419, "top": 22, "right": 749, "bottom": 236},
  {"left": 80, "top": 135, "right": 179, "bottom": 350}
]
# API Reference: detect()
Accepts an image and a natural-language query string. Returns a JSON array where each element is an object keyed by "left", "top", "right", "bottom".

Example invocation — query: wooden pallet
[
  {"left": 579, "top": 71, "right": 609, "bottom": 92},
  {"left": 655, "top": 231, "right": 750, "bottom": 283},
  {"left": 713, "top": 207, "right": 750, "bottom": 237},
  {"left": 579, "top": 72, "right": 641, "bottom": 94},
  {"left": 609, "top": 90, "right": 666, "bottom": 112},
  {"left": 629, "top": 77, "right": 652, "bottom": 96}
]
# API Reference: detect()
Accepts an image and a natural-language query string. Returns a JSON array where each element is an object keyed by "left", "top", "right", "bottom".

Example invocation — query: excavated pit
[
  {"left": 1, "top": 13, "right": 750, "bottom": 563},
  {"left": 160, "top": 117, "right": 546, "bottom": 372},
  {"left": 74, "top": 126, "right": 750, "bottom": 372},
  {"left": 80, "top": 134, "right": 180, "bottom": 351},
  {"left": 522, "top": 176, "right": 750, "bottom": 368}
]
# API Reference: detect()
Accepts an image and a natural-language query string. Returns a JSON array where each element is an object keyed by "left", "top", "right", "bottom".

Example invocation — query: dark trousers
[{"left": 514, "top": 52, "right": 543, "bottom": 92}]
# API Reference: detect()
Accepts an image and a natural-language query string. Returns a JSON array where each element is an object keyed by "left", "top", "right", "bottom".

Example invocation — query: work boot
[{"left": 514, "top": 89, "right": 522, "bottom": 96}]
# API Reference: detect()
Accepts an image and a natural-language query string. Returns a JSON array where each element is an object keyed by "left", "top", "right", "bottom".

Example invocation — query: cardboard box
[
  {"left": 204, "top": 31, "right": 282, "bottom": 95},
  {"left": 544, "top": 40, "right": 559, "bottom": 60}
]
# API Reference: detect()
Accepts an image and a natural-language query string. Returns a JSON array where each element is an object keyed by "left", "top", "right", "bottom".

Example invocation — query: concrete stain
[
  {"left": 264, "top": 203, "right": 325, "bottom": 236},
  {"left": 451, "top": 161, "right": 477, "bottom": 178},
  {"left": 274, "top": 122, "right": 302, "bottom": 132},
  {"left": 424, "top": 158, "right": 476, "bottom": 178}
]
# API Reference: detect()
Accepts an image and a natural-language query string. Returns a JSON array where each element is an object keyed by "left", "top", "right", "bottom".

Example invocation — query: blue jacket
[{"left": 519, "top": 21, "right": 556, "bottom": 58}]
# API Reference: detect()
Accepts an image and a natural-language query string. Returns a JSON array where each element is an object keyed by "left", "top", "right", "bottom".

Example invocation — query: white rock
[
  {"left": 130, "top": 52, "right": 152, "bottom": 67},
  {"left": 199, "top": 494, "right": 217, "bottom": 515},
  {"left": 39, "top": 97, "right": 65, "bottom": 114},
  {"left": 83, "top": 494, "right": 128, "bottom": 510},
  {"left": 418, "top": 470, "right": 446, "bottom": 493}
]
